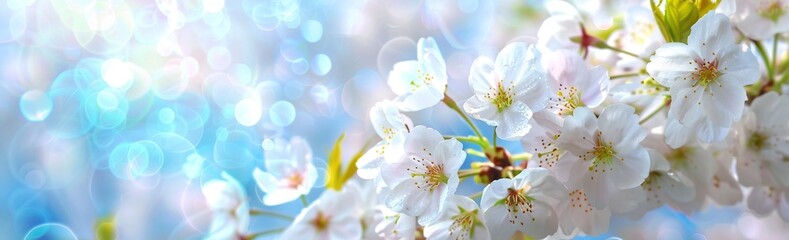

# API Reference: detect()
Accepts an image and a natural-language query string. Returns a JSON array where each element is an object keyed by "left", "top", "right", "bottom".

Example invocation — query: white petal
[
  {"left": 748, "top": 187, "right": 777, "bottom": 216},
  {"left": 387, "top": 60, "right": 420, "bottom": 96},
  {"left": 483, "top": 205, "right": 518, "bottom": 240},
  {"left": 403, "top": 126, "right": 443, "bottom": 160},
  {"left": 435, "top": 138, "right": 466, "bottom": 173},
  {"left": 667, "top": 80, "right": 704, "bottom": 125},
  {"left": 701, "top": 76, "right": 745, "bottom": 127},
  {"left": 610, "top": 148, "right": 650, "bottom": 189},
  {"left": 481, "top": 178, "right": 513, "bottom": 211},
  {"left": 523, "top": 201, "right": 559, "bottom": 239},
  {"left": 464, "top": 96, "right": 500, "bottom": 126},
  {"left": 468, "top": 56, "right": 497, "bottom": 96},
  {"left": 687, "top": 13, "right": 735, "bottom": 59},
  {"left": 384, "top": 179, "right": 429, "bottom": 217},
  {"left": 599, "top": 104, "right": 645, "bottom": 153},
  {"left": 497, "top": 101, "right": 533, "bottom": 140},
  {"left": 708, "top": 161, "right": 743, "bottom": 205},
  {"left": 356, "top": 143, "right": 386, "bottom": 179},
  {"left": 717, "top": 45, "right": 759, "bottom": 85},
  {"left": 646, "top": 43, "right": 698, "bottom": 87},
  {"left": 495, "top": 42, "right": 532, "bottom": 85},
  {"left": 557, "top": 107, "right": 597, "bottom": 155},
  {"left": 394, "top": 85, "right": 444, "bottom": 112}
]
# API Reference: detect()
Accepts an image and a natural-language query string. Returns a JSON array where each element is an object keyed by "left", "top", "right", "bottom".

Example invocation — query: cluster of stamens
[
  {"left": 641, "top": 172, "right": 664, "bottom": 204},
  {"left": 485, "top": 80, "right": 515, "bottom": 112},
  {"left": 286, "top": 172, "right": 304, "bottom": 189},
  {"left": 580, "top": 131, "right": 620, "bottom": 179},
  {"left": 310, "top": 211, "right": 330, "bottom": 231},
  {"left": 410, "top": 69, "right": 435, "bottom": 92},
  {"left": 504, "top": 187, "right": 536, "bottom": 226},
  {"left": 534, "top": 134, "right": 562, "bottom": 168},
  {"left": 375, "top": 127, "right": 396, "bottom": 155},
  {"left": 568, "top": 189, "right": 592, "bottom": 213},
  {"left": 760, "top": 0, "right": 787, "bottom": 23},
  {"left": 407, "top": 148, "right": 447, "bottom": 192},
  {"left": 449, "top": 208, "right": 478, "bottom": 239},
  {"left": 549, "top": 84, "right": 583, "bottom": 116}
]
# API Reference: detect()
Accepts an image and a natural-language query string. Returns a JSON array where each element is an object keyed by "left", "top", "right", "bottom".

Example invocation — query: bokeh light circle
[{"left": 19, "top": 90, "right": 53, "bottom": 122}]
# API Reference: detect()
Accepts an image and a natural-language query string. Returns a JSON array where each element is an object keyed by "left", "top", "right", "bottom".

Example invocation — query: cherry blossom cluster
[{"left": 201, "top": 0, "right": 789, "bottom": 239}]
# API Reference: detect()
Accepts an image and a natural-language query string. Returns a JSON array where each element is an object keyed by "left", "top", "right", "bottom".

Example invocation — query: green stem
[
  {"left": 639, "top": 99, "right": 667, "bottom": 125},
  {"left": 246, "top": 228, "right": 286, "bottom": 239},
  {"left": 249, "top": 209, "right": 293, "bottom": 221},
  {"left": 511, "top": 152, "right": 532, "bottom": 161},
  {"left": 459, "top": 169, "right": 481, "bottom": 178},
  {"left": 492, "top": 127, "right": 498, "bottom": 150},
  {"left": 466, "top": 148, "right": 486, "bottom": 158},
  {"left": 442, "top": 93, "right": 489, "bottom": 149},
  {"left": 445, "top": 135, "right": 487, "bottom": 147},
  {"left": 772, "top": 34, "right": 779, "bottom": 83},
  {"left": 596, "top": 42, "right": 649, "bottom": 62},
  {"left": 609, "top": 72, "right": 642, "bottom": 80},
  {"left": 752, "top": 39, "right": 773, "bottom": 93},
  {"left": 469, "top": 191, "right": 483, "bottom": 199},
  {"left": 300, "top": 195, "right": 308, "bottom": 207}
]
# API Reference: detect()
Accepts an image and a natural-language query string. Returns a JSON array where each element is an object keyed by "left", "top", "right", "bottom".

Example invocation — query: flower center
[
  {"left": 748, "top": 132, "right": 769, "bottom": 151},
  {"left": 760, "top": 0, "right": 786, "bottom": 23},
  {"left": 410, "top": 69, "right": 435, "bottom": 92},
  {"left": 449, "top": 207, "right": 480, "bottom": 239},
  {"left": 286, "top": 173, "right": 304, "bottom": 189},
  {"left": 629, "top": 20, "right": 657, "bottom": 45},
  {"left": 551, "top": 84, "right": 583, "bottom": 116},
  {"left": 310, "top": 211, "right": 330, "bottom": 231},
  {"left": 375, "top": 127, "right": 397, "bottom": 155},
  {"left": 691, "top": 58, "right": 720, "bottom": 88},
  {"left": 485, "top": 80, "right": 514, "bottom": 112},
  {"left": 534, "top": 134, "right": 562, "bottom": 168},
  {"left": 582, "top": 131, "right": 619, "bottom": 176},
  {"left": 667, "top": 147, "right": 692, "bottom": 169},
  {"left": 500, "top": 187, "right": 536, "bottom": 226},
  {"left": 407, "top": 151, "right": 448, "bottom": 192}
]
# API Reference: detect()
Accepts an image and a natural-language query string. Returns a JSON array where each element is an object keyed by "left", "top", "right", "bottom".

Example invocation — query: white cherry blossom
[
  {"left": 557, "top": 104, "right": 650, "bottom": 209},
  {"left": 627, "top": 149, "right": 696, "bottom": 218},
  {"left": 380, "top": 126, "right": 465, "bottom": 225},
  {"left": 202, "top": 172, "right": 249, "bottom": 240},
  {"left": 357, "top": 101, "right": 411, "bottom": 180},
  {"left": 646, "top": 12, "right": 759, "bottom": 145},
  {"left": 554, "top": 187, "right": 611, "bottom": 236},
  {"left": 729, "top": 0, "right": 789, "bottom": 40},
  {"left": 424, "top": 195, "right": 491, "bottom": 240},
  {"left": 736, "top": 92, "right": 789, "bottom": 188},
  {"left": 387, "top": 37, "right": 447, "bottom": 112},
  {"left": 481, "top": 167, "right": 566, "bottom": 239},
  {"left": 280, "top": 183, "right": 363, "bottom": 240},
  {"left": 252, "top": 137, "right": 317, "bottom": 206},
  {"left": 373, "top": 206, "right": 417, "bottom": 240},
  {"left": 463, "top": 42, "right": 550, "bottom": 140},
  {"left": 541, "top": 49, "right": 610, "bottom": 117}
]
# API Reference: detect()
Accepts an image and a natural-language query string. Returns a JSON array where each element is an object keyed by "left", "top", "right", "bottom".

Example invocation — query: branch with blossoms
[{"left": 198, "top": 0, "right": 789, "bottom": 239}]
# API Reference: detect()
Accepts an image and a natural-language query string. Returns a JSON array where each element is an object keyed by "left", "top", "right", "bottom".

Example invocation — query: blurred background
[{"left": 0, "top": 0, "right": 787, "bottom": 239}]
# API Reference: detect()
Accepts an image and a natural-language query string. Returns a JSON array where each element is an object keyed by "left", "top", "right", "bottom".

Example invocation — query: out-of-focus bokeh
[{"left": 0, "top": 0, "right": 787, "bottom": 239}]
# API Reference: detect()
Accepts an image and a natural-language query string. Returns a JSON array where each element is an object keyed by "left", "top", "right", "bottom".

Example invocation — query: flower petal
[{"left": 646, "top": 43, "right": 698, "bottom": 87}]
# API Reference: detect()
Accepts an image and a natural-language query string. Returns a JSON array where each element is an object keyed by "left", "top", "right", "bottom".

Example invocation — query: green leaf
[
  {"left": 326, "top": 133, "right": 345, "bottom": 190},
  {"left": 664, "top": 0, "right": 699, "bottom": 43},
  {"left": 695, "top": 0, "right": 720, "bottom": 16},
  {"left": 650, "top": 0, "right": 673, "bottom": 42},
  {"left": 95, "top": 216, "right": 115, "bottom": 240}
]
